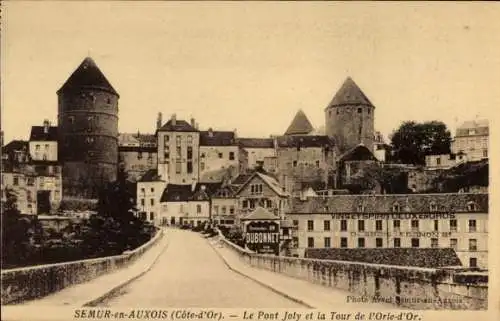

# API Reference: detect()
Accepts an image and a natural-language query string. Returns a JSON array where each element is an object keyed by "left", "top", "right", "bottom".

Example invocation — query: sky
[{"left": 2, "top": 2, "right": 500, "bottom": 143}]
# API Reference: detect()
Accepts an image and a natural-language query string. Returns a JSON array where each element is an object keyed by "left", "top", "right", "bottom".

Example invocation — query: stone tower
[
  {"left": 57, "top": 57, "right": 119, "bottom": 199},
  {"left": 325, "top": 77, "right": 375, "bottom": 154}
]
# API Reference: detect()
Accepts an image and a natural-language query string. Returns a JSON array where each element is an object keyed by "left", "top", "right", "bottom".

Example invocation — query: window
[
  {"left": 13, "top": 176, "right": 19, "bottom": 186},
  {"left": 376, "top": 238, "right": 383, "bottom": 248},
  {"left": 436, "top": 157, "right": 441, "bottom": 165},
  {"left": 375, "top": 220, "right": 383, "bottom": 231},
  {"left": 467, "top": 202, "right": 478, "bottom": 212},
  {"left": 35, "top": 144, "right": 40, "bottom": 150},
  {"left": 293, "top": 220, "right": 299, "bottom": 226},
  {"left": 340, "top": 237, "right": 348, "bottom": 248},
  {"left": 176, "top": 135, "right": 181, "bottom": 145},
  {"left": 218, "top": 152, "right": 223, "bottom": 159},
  {"left": 44, "top": 144, "right": 49, "bottom": 150},
  {"left": 357, "top": 107, "right": 362, "bottom": 113},
  {"left": 357, "top": 204, "right": 364, "bottom": 212},
  {"left": 150, "top": 199, "right": 154, "bottom": 206},
  {"left": 265, "top": 199, "right": 272, "bottom": 208},
  {"left": 324, "top": 237, "right": 331, "bottom": 248},
  {"left": 450, "top": 219, "right": 457, "bottom": 232},
  {"left": 197, "top": 205, "right": 201, "bottom": 213},
  {"left": 200, "top": 162, "right": 205, "bottom": 171},
  {"left": 315, "top": 160, "right": 320, "bottom": 168},
  {"left": 187, "top": 161, "right": 193, "bottom": 174},
  {"left": 483, "top": 150, "right": 488, "bottom": 158},
  {"left": 229, "top": 152, "right": 235, "bottom": 160},
  {"left": 222, "top": 206, "right": 227, "bottom": 214},
  {"left": 293, "top": 160, "right": 297, "bottom": 167},
  {"left": 431, "top": 238, "right": 439, "bottom": 248},
  {"left": 469, "top": 258, "right": 477, "bottom": 268},
  {"left": 357, "top": 238, "right": 365, "bottom": 248},
  {"left": 175, "top": 160, "right": 181, "bottom": 174},
  {"left": 242, "top": 200, "right": 248, "bottom": 208},
  {"left": 150, "top": 212, "right": 155, "bottom": 221},
  {"left": 469, "top": 220, "right": 477, "bottom": 232},
  {"left": 213, "top": 205, "right": 219, "bottom": 214},
  {"left": 434, "top": 220, "right": 439, "bottom": 231},
  {"left": 307, "top": 220, "right": 314, "bottom": 231},
  {"left": 250, "top": 184, "right": 263, "bottom": 195},
  {"left": 27, "top": 178, "right": 34, "bottom": 186},
  {"left": 140, "top": 199, "right": 145, "bottom": 206},
  {"left": 324, "top": 220, "right": 331, "bottom": 231},
  {"left": 187, "top": 146, "right": 193, "bottom": 159},
  {"left": 411, "top": 238, "right": 420, "bottom": 248},
  {"left": 469, "top": 239, "right": 477, "bottom": 251},
  {"left": 450, "top": 238, "right": 458, "bottom": 251},
  {"left": 307, "top": 237, "right": 314, "bottom": 248},
  {"left": 393, "top": 220, "right": 400, "bottom": 230},
  {"left": 392, "top": 203, "right": 400, "bottom": 212},
  {"left": 187, "top": 135, "right": 193, "bottom": 145},
  {"left": 229, "top": 206, "right": 235, "bottom": 214},
  {"left": 340, "top": 220, "right": 347, "bottom": 231},
  {"left": 151, "top": 188, "right": 154, "bottom": 193},
  {"left": 411, "top": 220, "right": 419, "bottom": 231},
  {"left": 393, "top": 238, "right": 401, "bottom": 248},
  {"left": 358, "top": 220, "right": 365, "bottom": 232},
  {"left": 430, "top": 202, "right": 438, "bottom": 212}
]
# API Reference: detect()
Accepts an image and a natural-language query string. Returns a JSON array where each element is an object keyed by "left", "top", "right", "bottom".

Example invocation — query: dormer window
[
  {"left": 430, "top": 202, "right": 438, "bottom": 212},
  {"left": 392, "top": 203, "right": 401, "bottom": 212},
  {"left": 467, "top": 202, "right": 478, "bottom": 212},
  {"left": 357, "top": 204, "right": 364, "bottom": 212}
]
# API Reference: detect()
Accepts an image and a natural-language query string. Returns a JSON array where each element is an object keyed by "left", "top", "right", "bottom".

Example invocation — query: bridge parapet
[
  {"left": 1, "top": 229, "right": 164, "bottom": 305},
  {"left": 217, "top": 233, "right": 487, "bottom": 310}
]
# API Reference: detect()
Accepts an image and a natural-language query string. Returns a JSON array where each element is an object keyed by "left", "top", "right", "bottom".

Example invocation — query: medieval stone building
[{"left": 57, "top": 57, "right": 119, "bottom": 199}]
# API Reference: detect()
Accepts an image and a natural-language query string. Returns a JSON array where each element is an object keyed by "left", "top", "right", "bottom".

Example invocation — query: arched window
[
  {"left": 430, "top": 202, "right": 438, "bottom": 212},
  {"left": 357, "top": 204, "right": 364, "bottom": 212},
  {"left": 392, "top": 202, "right": 400, "bottom": 212},
  {"left": 467, "top": 202, "right": 478, "bottom": 212}
]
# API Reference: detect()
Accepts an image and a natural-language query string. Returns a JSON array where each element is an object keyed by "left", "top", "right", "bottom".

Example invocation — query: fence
[
  {"left": 1, "top": 229, "right": 164, "bottom": 305},
  {"left": 218, "top": 232, "right": 487, "bottom": 310}
]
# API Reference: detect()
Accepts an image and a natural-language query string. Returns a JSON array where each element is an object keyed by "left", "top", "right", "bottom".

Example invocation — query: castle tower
[
  {"left": 284, "top": 109, "right": 314, "bottom": 136},
  {"left": 57, "top": 57, "right": 119, "bottom": 199},
  {"left": 325, "top": 77, "right": 375, "bottom": 153}
]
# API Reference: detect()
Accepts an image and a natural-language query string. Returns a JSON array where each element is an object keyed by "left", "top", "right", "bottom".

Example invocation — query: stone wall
[
  {"left": 218, "top": 233, "right": 487, "bottom": 310},
  {"left": 1, "top": 229, "right": 163, "bottom": 305}
]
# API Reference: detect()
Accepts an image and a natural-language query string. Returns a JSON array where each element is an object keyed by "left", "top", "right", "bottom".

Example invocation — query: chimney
[
  {"left": 157, "top": 112, "right": 163, "bottom": 129},
  {"left": 190, "top": 117, "right": 195, "bottom": 128},
  {"left": 233, "top": 128, "right": 237, "bottom": 139},
  {"left": 208, "top": 127, "right": 214, "bottom": 137},
  {"left": 195, "top": 122, "right": 199, "bottom": 130},
  {"left": 171, "top": 114, "right": 176, "bottom": 126},
  {"left": 43, "top": 120, "right": 50, "bottom": 134}
]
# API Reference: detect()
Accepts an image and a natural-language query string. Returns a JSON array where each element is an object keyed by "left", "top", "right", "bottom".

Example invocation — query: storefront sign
[
  {"left": 331, "top": 213, "right": 457, "bottom": 220},
  {"left": 245, "top": 221, "right": 280, "bottom": 255}
]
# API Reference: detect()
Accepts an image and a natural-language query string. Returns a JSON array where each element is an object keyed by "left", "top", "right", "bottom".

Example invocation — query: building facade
[
  {"left": 286, "top": 193, "right": 488, "bottom": 269},
  {"left": 118, "top": 133, "right": 157, "bottom": 182},
  {"left": 57, "top": 57, "right": 119, "bottom": 199},
  {"left": 159, "top": 183, "right": 210, "bottom": 226},
  {"left": 136, "top": 169, "right": 167, "bottom": 225},
  {"left": 451, "top": 120, "right": 489, "bottom": 162},
  {"left": 236, "top": 138, "right": 275, "bottom": 170},
  {"left": 199, "top": 129, "right": 239, "bottom": 181},
  {"left": 29, "top": 121, "right": 58, "bottom": 162}
]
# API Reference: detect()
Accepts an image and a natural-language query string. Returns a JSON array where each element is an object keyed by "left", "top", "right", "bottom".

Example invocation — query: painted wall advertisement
[{"left": 245, "top": 221, "right": 280, "bottom": 255}]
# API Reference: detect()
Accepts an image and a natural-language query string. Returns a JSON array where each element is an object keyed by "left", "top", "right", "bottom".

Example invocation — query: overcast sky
[{"left": 2, "top": 2, "right": 499, "bottom": 143}]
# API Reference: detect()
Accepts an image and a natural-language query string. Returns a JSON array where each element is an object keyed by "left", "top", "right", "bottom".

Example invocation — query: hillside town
[{"left": 1, "top": 57, "right": 489, "bottom": 271}]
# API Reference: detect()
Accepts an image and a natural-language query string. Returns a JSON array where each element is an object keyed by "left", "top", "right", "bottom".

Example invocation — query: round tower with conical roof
[
  {"left": 325, "top": 77, "right": 375, "bottom": 154},
  {"left": 57, "top": 57, "right": 119, "bottom": 199}
]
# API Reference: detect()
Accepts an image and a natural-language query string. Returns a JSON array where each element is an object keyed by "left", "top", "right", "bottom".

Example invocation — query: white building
[
  {"left": 136, "top": 169, "right": 167, "bottom": 225},
  {"left": 451, "top": 120, "right": 489, "bottom": 162},
  {"left": 29, "top": 120, "right": 58, "bottom": 162},
  {"left": 236, "top": 138, "right": 276, "bottom": 170},
  {"left": 199, "top": 129, "right": 239, "bottom": 182},
  {"left": 159, "top": 183, "right": 210, "bottom": 226}
]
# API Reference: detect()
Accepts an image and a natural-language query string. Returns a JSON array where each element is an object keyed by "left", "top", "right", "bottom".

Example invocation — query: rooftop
[
  {"left": 284, "top": 109, "right": 314, "bottom": 136},
  {"left": 199, "top": 130, "right": 236, "bottom": 146},
  {"left": 30, "top": 126, "right": 58, "bottom": 142},
  {"left": 157, "top": 119, "right": 198, "bottom": 132},
  {"left": 326, "top": 77, "right": 374, "bottom": 109}
]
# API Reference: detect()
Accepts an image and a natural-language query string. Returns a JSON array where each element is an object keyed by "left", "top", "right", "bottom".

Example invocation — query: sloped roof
[
  {"left": 276, "top": 135, "right": 334, "bottom": 148},
  {"left": 241, "top": 206, "right": 280, "bottom": 220},
  {"left": 236, "top": 138, "right": 274, "bottom": 148},
  {"left": 305, "top": 248, "right": 462, "bottom": 268},
  {"left": 200, "top": 130, "right": 236, "bottom": 146},
  {"left": 157, "top": 119, "right": 198, "bottom": 132},
  {"left": 160, "top": 184, "right": 210, "bottom": 202},
  {"left": 30, "top": 126, "right": 58, "bottom": 141},
  {"left": 235, "top": 171, "right": 288, "bottom": 197},
  {"left": 284, "top": 110, "right": 314, "bottom": 135},
  {"left": 338, "top": 144, "right": 377, "bottom": 162},
  {"left": 57, "top": 57, "right": 119, "bottom": 96},
  {"left": 138, "top": 169, "right": 162, "bottom": 182},
  {"left": 327, "top": 77, "right": 374, "bottom": 108},
  {"left": 288, "top": 193, "right": 488, "bottom": 214},
  {"left": 458, "top": 119, "right": 489, "bottom": 130},
  {"left": 2, "top": 140, "right": 28, "bottom": 153}
]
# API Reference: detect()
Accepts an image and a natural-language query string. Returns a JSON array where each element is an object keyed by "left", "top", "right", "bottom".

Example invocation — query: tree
[
  {"left": 390, "top": 121, "right": 451, "bottom": 165},
  {"left": 344, "top": 163, "right": 411, "bottom": 194}
]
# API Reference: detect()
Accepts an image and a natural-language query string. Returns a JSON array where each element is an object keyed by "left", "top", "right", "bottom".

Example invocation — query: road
[{"left": 99, "top": 228, "right": 303, "bottom": 308}]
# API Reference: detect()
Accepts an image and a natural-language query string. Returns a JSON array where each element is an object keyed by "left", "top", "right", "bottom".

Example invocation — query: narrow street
[{"left": 99, "top": 228, "right": 303, "bottom": 308}]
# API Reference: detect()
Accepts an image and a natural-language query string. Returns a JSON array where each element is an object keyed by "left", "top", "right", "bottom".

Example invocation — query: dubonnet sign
[{"left": 245, "top": 221, "right": 280, "bottom": 255}]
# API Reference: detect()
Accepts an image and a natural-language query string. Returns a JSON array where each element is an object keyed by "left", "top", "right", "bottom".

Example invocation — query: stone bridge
[{"left": 1, "top": 228, "right": 487, "bottom": 310}]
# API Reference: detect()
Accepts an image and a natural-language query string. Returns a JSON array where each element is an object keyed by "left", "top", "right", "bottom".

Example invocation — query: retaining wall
[
  {"left": 218, "top": 234, "right": 487, "bottom": 310},
  {"left": 1, "top": 229, "right": 164, "bottom": 305}
]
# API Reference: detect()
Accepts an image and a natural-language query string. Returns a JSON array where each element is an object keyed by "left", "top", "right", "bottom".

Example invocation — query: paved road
[{"left": 99, "top": 229, "right": 303, "bottom": 308}]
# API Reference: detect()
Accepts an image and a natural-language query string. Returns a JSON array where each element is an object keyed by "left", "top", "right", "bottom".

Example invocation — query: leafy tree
[
  {"left": 344, "top": 163, "right": 411, "bottom": 194},
  {"left": 390, "top": 121, "right": 451, "bottom": 165}
]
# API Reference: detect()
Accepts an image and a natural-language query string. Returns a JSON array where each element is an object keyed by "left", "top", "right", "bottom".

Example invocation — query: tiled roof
[
  {"left": 138, "top": 169, "right": 162, "bottom": 182},
  {"left": 338, "top": 144, "right": 377, "bottom": 162},
  {"left": 288, "top": 193, "right": 488, "bottom": 214},
  {"left": 119, "top": 146, "right": 157, "bottom": 153},
  {"left": 160, "top": 184, "right": 210, "bottom": 202},
  {"left": 200, "top": 130, "right": 236, "bottom": 146},
  {"left": 235, "top": 171, "right": 288, "bottom": 197},
  {"left": 305, "top": 248, "right": 462, "bottom": 268},
  {"left": 29, "top": 126, "right": 58, "bottom": 141},
  {"left": 284, "top": 110, "right": 314, "bottom": 136},
  {"left": 157, "top": 119, "right": 198, "bottom": 132},
  {"left": 242, "top": 207, "right": 280, "bottom": 220},
  {"left": 2, "top": 140, "right": 28, "bottom": 153},
  {"left": 236, "top": 138, "right": 274, "bottom": 148},
  {"left": 276, "top": 135, "right": 334, "bottom": 148},
  {"left": 231, "top": 173, "right": 254, "bottom": 185},
  {"left": 57, "top": 57, "right": 119, "bottom": 96},
  {"left": 327, "top": 77, "right": 374, "bottom": 108}
]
